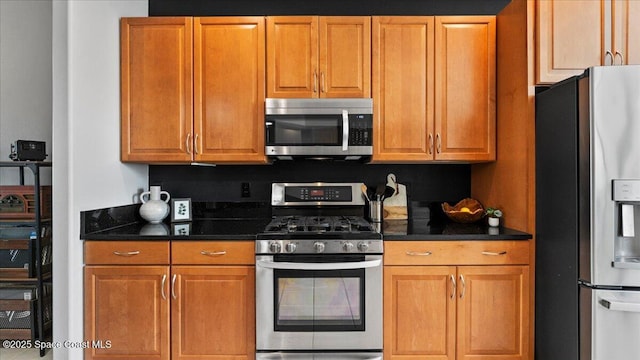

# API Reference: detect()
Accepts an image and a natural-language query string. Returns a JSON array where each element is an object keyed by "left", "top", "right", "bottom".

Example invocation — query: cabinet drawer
[
  {"left": 384, "top": 240, "right": 530, "bottom": 265},
  {"left": 84, "top": 241, "right": 169, "bottom": 265},
  {"left": 172, "top": 241, "right": 254, "bottom": 265}
]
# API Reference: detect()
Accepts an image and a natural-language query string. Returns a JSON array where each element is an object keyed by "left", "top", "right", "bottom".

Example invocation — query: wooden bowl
[{"left": 441, "top": 198, "right": 485, "bottom": 223}]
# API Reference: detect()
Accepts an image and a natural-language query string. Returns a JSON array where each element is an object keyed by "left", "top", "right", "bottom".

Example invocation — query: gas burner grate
[{"left": 263, "top": 216, "right": 374, "bottom": 234}]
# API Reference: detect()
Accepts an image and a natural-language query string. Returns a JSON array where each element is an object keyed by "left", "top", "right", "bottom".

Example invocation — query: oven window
[
  {"left": 273, "top": 268, "right": 365, "bottom": 332},
  {"left": 268, "top": 116, "right": 341, "bottom": 145}
]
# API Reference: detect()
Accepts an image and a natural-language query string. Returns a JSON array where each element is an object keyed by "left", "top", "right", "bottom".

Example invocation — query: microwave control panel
[{"left": 349, "top": 114, "right": 373, "bottom": 146}]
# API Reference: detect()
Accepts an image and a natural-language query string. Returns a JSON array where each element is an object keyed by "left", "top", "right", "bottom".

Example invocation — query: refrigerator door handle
[{"left": 599, "top": 296, "right": 640, "bottom": 312}]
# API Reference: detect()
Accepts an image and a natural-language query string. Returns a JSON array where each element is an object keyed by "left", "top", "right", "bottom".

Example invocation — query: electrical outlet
[{"left": 241, "top": 182, "right": 251, "bottom": 197}]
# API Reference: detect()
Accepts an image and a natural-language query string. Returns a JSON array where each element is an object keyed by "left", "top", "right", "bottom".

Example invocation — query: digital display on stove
[{"left": 285, "top": 186, "right": 352, "bottom": 202}]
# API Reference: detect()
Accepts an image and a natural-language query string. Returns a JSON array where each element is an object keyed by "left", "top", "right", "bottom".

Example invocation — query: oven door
[{"left": 255, "top": 254, "right": 383, "bottom": 352}]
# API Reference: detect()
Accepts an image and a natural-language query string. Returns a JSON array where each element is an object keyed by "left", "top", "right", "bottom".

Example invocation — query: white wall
[
  {"left": 0, "top": 0, "right": 52, "bottom": 185},
  {"left": 52, "top": 1, "right": 148, "bottom": 358}
]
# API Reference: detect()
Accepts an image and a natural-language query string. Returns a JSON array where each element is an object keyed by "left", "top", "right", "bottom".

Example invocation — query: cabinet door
[
  {"left": 319, "top": 17, "right": 371, "bottom": 98},
  {"left": 457, "top": 266, "right": 530, "bottom": 360},
  {"left": 372, "top": 16, "right": 435, "bottom": 162},
  {"left": 84, "top": 266, "right": 170, "bottom": 360},
  {"left": 194, "top": 17, "right": 266, "bottom": 163},
  {"left": 267, "top": 16, "right": 318, "bottom": 98},
  {"left": 384, "top": 266, "right": 456, "bottom": 360},
  {"left": 617, "top": 0, "right": 640, "bottom": 65},
  {"left": 121, "top": 17, "right": 193, "bottom": 162},
  {"left": 434, "top": 16, "right": 496, "bottom": 162},
  {"left": 536, "top": 0, "right": 606, "bottom": 84},
  {"left": 171, "top": 266, "right": 255, "bottom": 360}
]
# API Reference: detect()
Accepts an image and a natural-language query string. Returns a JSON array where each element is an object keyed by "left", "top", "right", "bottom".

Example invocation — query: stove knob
[
  {"left": 314, "top": 242, "right": 326, "bottom": 253},
  {"left": 269, "top": 242, "right": 282, "bottom": 253},
  {"left": 357, "top": 241, "right": 369, "bottom": 252},
  {"left": 285, "top": 242, "right": 297, "bottom": 253},
  {"left": 343, "top": 242, "right": 355, "bottom": 252}
]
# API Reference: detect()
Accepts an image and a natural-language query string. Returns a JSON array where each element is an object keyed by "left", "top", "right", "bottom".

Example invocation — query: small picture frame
[
  {"left": 171, "top": 198, "right": 192, "bottom": 222},
  {"left": 172, "top": 222, "right": 191, "bottom": 236}
]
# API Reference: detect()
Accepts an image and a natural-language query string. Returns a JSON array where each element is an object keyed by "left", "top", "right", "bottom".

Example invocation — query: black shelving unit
[{"left": 0, "top": 161, "right": 52, "bottom": 357}]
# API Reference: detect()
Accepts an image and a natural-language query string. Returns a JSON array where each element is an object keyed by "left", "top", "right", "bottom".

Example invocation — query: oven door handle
[{"left": 256, "top": 259, "right": 381, "bottom": 271}]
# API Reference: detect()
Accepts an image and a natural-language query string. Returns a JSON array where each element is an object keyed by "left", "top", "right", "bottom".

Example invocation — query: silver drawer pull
[
  {"left": 113, "top": 250, "right": 140, "bottom": 257},
  {"left": 406, "top": 251, "right": 433, "bottom": 256},
  {"left": 481, "top": 251, "right": 507, "bottom": 256},
  {"left": 200, "top": 250, "right": 227, "bottom": 257}
]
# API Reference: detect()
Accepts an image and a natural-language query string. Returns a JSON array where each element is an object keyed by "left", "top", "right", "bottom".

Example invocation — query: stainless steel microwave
[{"left": 265, "top": 98, "right": 373, "bottom": 161}]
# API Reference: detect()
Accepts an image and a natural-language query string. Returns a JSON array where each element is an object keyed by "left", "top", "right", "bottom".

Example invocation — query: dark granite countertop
[
  {"left": 81, "top": 203, "right": 531, "bottom": 241},
  {"left": 80, "top": 202, "right": 271, "bottom": 240},
  {"left": 377, "top": 219, "right": 531, "bottom": 240}
]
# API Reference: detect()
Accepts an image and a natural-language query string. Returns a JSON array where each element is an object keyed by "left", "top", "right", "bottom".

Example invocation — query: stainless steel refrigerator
[{"left": 536, "top": 65, "right": 640, "bottom": 360}]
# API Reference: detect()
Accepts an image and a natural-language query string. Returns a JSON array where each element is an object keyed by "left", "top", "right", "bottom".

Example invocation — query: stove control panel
[
  {"left": 271, "top": 182, "right": 366, "bottom": 206},
  {"left": 256, "top": 239, "right": 383, "bottom": 254}
]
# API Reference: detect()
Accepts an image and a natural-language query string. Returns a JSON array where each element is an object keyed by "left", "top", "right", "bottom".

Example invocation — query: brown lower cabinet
[
  {"left": 383, "top": 240, "right": 530, "bottom": 360},
  {"left": 84, "top": 239, "right": 528, "bottom": 360},
  {"left": 84, "top": 240, "right": 255, "bottom": 360}
]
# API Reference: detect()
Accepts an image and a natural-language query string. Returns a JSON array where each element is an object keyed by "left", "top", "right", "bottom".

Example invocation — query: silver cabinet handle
[
  {"left": 161, "top": 274, "right": 167, "bottom": 300},
  {"left": 194, "top": 133, "right": 199, "bottom": 155},
  {"left": 605, "top": 50, "right": 614, "bottom": 66},
  {"left": 459, "top": 274, "right": 466, "bottom": 299},
  {"left": 481, "top": 251, "right": 507, "bottom": 256},
  {"left": 200, "top": 250, "right": 227, "bottom": 256},
  {"left": 171, "top": 274, "right": 177, "bottom": 300},
  {"left": 406, "top": 250, "right": 432, "bottom": 256},
  {"left": 185, "top": 133, "right": 192, "bottom": 154},
  {"left": 428, "top": 133, "right": 434, "bottom": 155},
  {"left": 450, "top": 274, "right": 456, "bottom": 299},
  {"left": 113, "top": 250, "right": 140, "bottom": 257},
  {"left": 436, "top": 133, "right": 442, "bottom": 154},
  {"left": 313, "top": 71, "right": 318, "bottom": 93},
  {"left": 615, "top": 51, "right": 624, "bottom": 65},
  {"left": 321, "top": 71, "right": 326, "bottom": 93}
]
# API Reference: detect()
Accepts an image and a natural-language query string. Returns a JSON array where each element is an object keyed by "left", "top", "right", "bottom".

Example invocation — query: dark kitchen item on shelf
[
  {"left": 441, "top": 198, "right": 485, "bottom": 223},
  {"left": 9, "top": 140, "right": 47, "bottom": 162}
]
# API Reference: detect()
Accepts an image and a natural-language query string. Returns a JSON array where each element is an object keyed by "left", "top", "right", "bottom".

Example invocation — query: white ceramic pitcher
[{"left": 139, "top": 186, "right": 170, "bottom": 224}]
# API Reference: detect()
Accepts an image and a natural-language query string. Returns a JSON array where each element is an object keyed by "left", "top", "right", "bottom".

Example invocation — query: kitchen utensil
[
  {"left": 384, "top": 185, "right": 395, "bottom": 199},
  {"left": 375, "top": 184, "right": 385, "bottom": 201},
  {"left": 361, "top": 184, "right": 370, "bottom": 202}
]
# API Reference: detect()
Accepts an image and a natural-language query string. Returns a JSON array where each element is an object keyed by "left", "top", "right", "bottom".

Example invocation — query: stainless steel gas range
[{"left": 255, "top": 182, "right": 383, "bottom": 360}]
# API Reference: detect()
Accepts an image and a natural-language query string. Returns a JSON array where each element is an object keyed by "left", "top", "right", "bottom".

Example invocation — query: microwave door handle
[
  {"left": 342, "top": 110, "right": 349, "bottom": 151},
  {"left": 256, "top": 259, "right": 381, "bottom": 271},
  {"left": 600, "top": 296, "right": 640, "bottom": 312}
]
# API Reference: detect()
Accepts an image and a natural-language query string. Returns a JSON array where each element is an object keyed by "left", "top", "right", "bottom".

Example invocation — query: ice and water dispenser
[{"left": 613, "top": 180, "right": 640, "bottom": 267}]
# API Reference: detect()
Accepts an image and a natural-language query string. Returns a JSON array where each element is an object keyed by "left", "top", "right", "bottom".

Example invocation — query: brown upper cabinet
[
  {"left": 537, "top": 0, "right": 640, "bottom": 84},
  {"left": 266, "top": 16, "right": 371, "bottom": 98},
  {"left": 372, "top": 16, "right": 496, "bottom": 162},
  {"left": 121, "top": 17, "right": 266, "bottom": 163}
]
